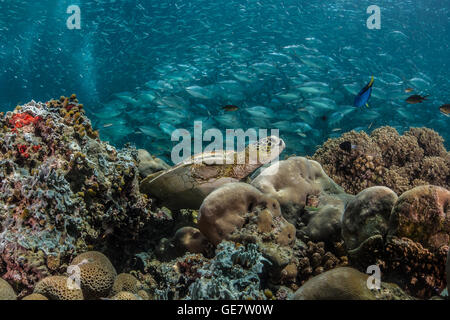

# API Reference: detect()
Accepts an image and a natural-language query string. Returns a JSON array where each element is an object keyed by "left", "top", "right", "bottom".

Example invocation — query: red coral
[
  {"left": 17, "top": 145, "right": 29, "bottom": 159},
  {"left": 66, "top": 104, "right": 76, "bottom": 111},
  {"left": 9, "top": 113, "right": 41, "bottom": 132},
  {"left": 32, "top": 145, "right": 41, "bottom": 152}
]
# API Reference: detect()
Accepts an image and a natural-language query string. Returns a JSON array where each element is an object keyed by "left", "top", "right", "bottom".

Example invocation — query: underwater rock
[
  {"left": 251, "top": 156, "right": 353, "bottom": 243},
  {"left": 342, "top": 186, "right": 398, "bottom": 252},
  {"left": 388, "top": 185, "right": 450, "bottom": 250},
  {"left": 0, "top": 278, "right": 16, "bottom": 300},
  {"left": 0, "top": 98, "right": 171, "bottom": 296},
  {"left": 137, "top": 149, "right": 170, "bottom": 178},
  {"left": 312, "top": 127, "right": 450, "bottom": 195}
]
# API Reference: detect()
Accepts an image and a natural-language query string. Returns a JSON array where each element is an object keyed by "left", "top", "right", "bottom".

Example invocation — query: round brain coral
[
  {"left": 0, "top": 278, "right": 17, "bottom": 300},
  {"left": 22, "top": 293, "right": 48, "bottom": 300},
  {"left": 111, "top": 291, "right": 141, "bottom": 300},
  {"left": 111, "top": 273, "right": 139, "bottom": 296},
  {"left": 34, "top": 276, "right": 84, "bottom": 300},
  {"left": 70, "top": 251, "right": 117, "bottom": 299}
]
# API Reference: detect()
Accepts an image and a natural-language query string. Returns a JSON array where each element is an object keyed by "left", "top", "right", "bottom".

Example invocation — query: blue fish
[{"left": 354, "top": 76, "right": 374, "bottom": 108}]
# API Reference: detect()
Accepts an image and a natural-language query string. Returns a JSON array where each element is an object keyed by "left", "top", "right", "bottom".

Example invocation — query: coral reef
[
  {"left": 0, "top": 98, "right": 172, "bottom": 296},
  {"left": 312, "top": 127, "right": 450, "bottom": 195},
  {"left": 0, "top": 99, "right": 447, "bottom": 301}
]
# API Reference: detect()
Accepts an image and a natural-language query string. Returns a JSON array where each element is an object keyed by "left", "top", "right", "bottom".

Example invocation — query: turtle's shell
[
  {"left": 140, "top": 135, "right": 286, "bottom": 210},
  {"left": 140, "top": 150, "right": 245, "bottom": 210}
]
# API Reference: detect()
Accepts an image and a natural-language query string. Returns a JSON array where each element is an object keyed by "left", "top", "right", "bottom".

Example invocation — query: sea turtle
[{"left": 140, "top": 135, "right": 285, "bottom": 210}]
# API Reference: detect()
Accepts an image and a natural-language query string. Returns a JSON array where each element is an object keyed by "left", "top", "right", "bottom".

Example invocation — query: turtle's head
[{"left": 246, "top": 135, "right": 285, "bottom": 165}]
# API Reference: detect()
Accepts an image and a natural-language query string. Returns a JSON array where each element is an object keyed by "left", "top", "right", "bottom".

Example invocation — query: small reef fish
[
  {"left": 404, "top": 88, "right": 414, "bottom": 93},
  {"left": 406, "top": 94, "right": 428, "bottom": 104},
  {"left": 339, "top": 141, "right": 357, "bottom": 153},
  {"left": 222, "top": 105, "right": 239, "bottom": 112},
  {"left": 354, "top": 76, "right": 374, "bottom": 108},
  {"left": 103, "top": 123, "right": 113, "bottom": 128},
  {"left": 439, "top": 104, "right": 450, "bottom": 116}
]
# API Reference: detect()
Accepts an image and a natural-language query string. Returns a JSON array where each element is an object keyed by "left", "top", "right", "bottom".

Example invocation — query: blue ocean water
[{"left": 0, "top": 0, "right": 448, "bottom": 162}]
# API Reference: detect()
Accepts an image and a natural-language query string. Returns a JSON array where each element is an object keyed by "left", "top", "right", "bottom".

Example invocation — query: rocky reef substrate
[{"left": 0, "top": 97, "right": 448, "bottom": 300}]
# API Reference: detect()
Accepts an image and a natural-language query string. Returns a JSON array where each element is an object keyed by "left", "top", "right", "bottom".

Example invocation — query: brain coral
[
  {"left": 34, "top": 276, "right": 84, "bottom": 300},
  {"left": 111, "top": 291, "right": 141, "bottom": 300},
  {"left": 22, "top": 293, "right": 48, "bottom": 300},
  {"left": 0, "top": 98, "right": 172, "bottom": 295},
  {"left": 111, "top": 273, "right": 139, "bottom": 296},
  {"left": 0, "top": 278, "right": 16, "bottom": 300},
  {"left": 70, "top": 251, "right": 117, "bottom": 299},
  {"left": 312, "top": 126, "right": 449, "bottom": 195}
]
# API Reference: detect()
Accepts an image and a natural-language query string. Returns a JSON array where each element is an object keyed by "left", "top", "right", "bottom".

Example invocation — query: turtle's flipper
[{"left": 140, "top": 170, "right": 166, "bottom": 190}]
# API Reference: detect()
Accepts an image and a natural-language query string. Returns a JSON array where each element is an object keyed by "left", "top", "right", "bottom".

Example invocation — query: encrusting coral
[{"left": 312, "top": 126, "right": 450, "bottom": 195}]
